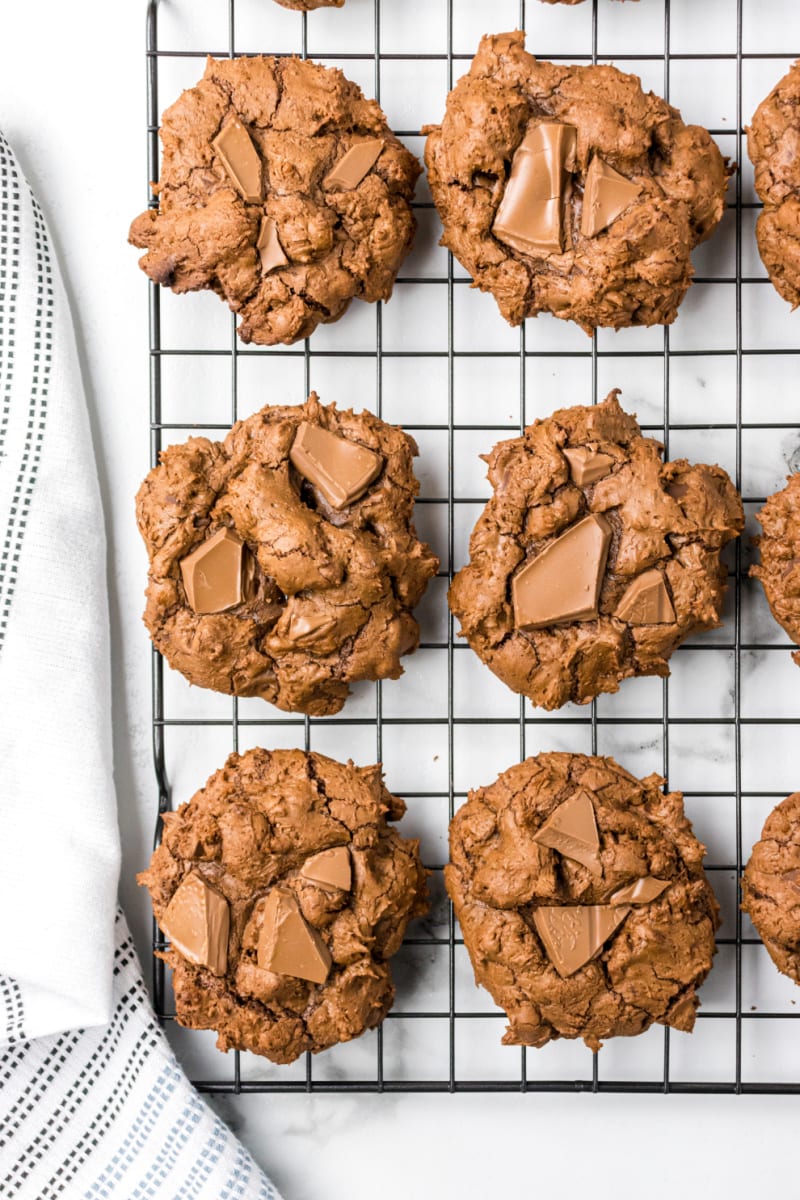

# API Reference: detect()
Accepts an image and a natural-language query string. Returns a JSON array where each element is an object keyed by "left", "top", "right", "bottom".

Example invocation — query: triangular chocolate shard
[
  {"left": 581, "top": 155, "right": 641, "bottom": 239},
  {"left": 563, "top": 446, "right": 615, "bottom": 487},
  {"left": 257, "top": 217, "right": 288, "bottom": 275},
  {"left": 533, "top": 904, "right": 630, "bottom": 978},
  {"left": 532, "top": 790, "right": 602, "bottom": 875},
  {"left": 257, "top": 887, "right": 332, "bottom": 985},
  {"left": 300, "top": 846, "right": 352, "bottom": 893},
  {"left": 323, "top": 139, "right": 384, "bottom": 191},
  {"left": 609, "top": 876, "right": 670, "bottom": 905},
  {"left": 512, "top": 514, "right": 611, "bottom": 631},
  {"left": 615, "top": 569, "right": 675, "bottom": 625},
  {"left": 161, "top": 872, "right": 230, "bottom": 977}
]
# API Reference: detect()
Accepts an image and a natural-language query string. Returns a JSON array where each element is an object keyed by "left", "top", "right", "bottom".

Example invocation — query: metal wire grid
[{"left": 145, "top": 0, "right": 800, "bottom": 1094}]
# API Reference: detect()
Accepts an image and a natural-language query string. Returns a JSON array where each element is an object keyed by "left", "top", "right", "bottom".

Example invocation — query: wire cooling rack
[{"left": 145, "top": 0, "right": 800, "bottom": 1094}]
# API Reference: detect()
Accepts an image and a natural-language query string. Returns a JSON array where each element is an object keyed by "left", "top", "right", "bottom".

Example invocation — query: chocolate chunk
[
  {"left": 257, "top": 887, "right": 332, "bottom": 985},
  {"left": 512, "top": 513, "right": 611, "bottom": 631},
  {"left": 533, "top": 904, "right": 630, "bottom": 978},
  {"left": 609, "top": 877, "right": 670, "bottom": 905},
  {"left": 257, "top": 217, "right": 288, "bottom": 275},
  {"left": 290, "top": 420, "right": 383, "bottom": 510},
  {"left": 533, "top": 790, "right": 602, "bottom": 875},
  {"left": 492, "top": 121, "right": 577, "bottom": 257},
  {"left": 300, "top": 846, "right": 352, "bottom": 893},
  {"left": 180, "top": 528, "right": 249, "bottom": 615},
  {"left": 324, "top": 139, "right": 384, "bottom": 190},
  {"left": 212, "top": 118, "right": 262, "bottom": 204},
  {"left": 580, "top": 154, "right": 641, "bottom": 238},
  {"left": 563, "top": 446, "right": 615, "bottom": 487},
  {"left": 615, "top": 569, "right": 675, "bottom": 625},
  {"left": 286, "top": 610, "right": 338, "bottom": 645},
  {"left": 160, "top": 872, "right": 229, "bottom": 976}
]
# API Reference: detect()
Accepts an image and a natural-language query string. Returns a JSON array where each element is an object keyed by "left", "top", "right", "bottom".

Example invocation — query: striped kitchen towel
[{"left": 0, "top": 132, "right": 282, "bottom": 1199}]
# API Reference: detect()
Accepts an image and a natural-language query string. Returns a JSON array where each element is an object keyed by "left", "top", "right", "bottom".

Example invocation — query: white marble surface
[{"left": 3, "top": 0, "right": 800, "bottom": 1196}]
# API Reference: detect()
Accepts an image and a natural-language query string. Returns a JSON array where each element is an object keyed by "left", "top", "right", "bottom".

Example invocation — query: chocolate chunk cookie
[
  {"left": 136, "top": 393, "right": 439, "bottom": 715},
  {"left": 448, "top": 752, "right": 719, "bottom": 1050},
  {"left": 275, "top": 0, "right": 343, "bottom": 8},
  {"left": 449, "top": 392, "right": 743, "bottom": 710},
  {"left": 423, "top": 32, "right": 730, "bottom": 333},
  {"left": 747, "top": 62, "right": 800, "bottom": 308},
  {"left": 742, "top": 794, "right": 800, "bottom": 986},
  {"left": 751, "top": 474, "right": 800, "bottom": 663},
  {"left": 129, "top": 55, "right": 419, "bottom": 345},
  {"left": 139, "top": 748, "right": 428, "bottom": 1063}
]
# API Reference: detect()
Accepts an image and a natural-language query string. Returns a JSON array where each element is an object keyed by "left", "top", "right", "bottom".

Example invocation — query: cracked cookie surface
[
  {"left": 136, "top": 393, "right": 439, "bottom": 716},
  {"left": 129, "top": 55, "right": 419, "bottom": 345},
  {"left": 742, "top": 793, "right": 800, "bottom": 986},
  {"left": 424, "top": 31, "right": 730, "bottom": 333},
  {"left": 448, "top": 392, "right": 743, "bottom": 710},
  {"left": 751, "top": 473, "right": 800, "bottom": 663},
  {"left": 747, "top": 62, "right": 800, "bottom": 308},
  {"left": 139, "top": 748, "right": 428, "bottom": 1063},
  {"left": 447, "top": 752, "right": 719, "bottom": 1050}
]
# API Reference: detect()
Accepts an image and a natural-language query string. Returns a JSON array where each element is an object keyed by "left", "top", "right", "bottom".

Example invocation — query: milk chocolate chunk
[
  {"left": 533, "top": 904, "right": 630, "bottom": 978},
  {"left": 257, "top": 217, "right": 289, "bottom": 275},
  {"left": 512, "top": 513, "right": 611, "bottom": 631},
  {"left": 212, "top": 118, "right": 262, "bottom": 204},
  {"left": 563, "top": 446, "right": 615, "bottom": 487},
  {"left": 493, "top": 121, "right": 577, "bottom": 257},
  {"left": 290, "top": 421, "right": 383, "bottom": 510},
  {"left": 160, "top": 871, "right": 230, "bottom": 976},
  {"left": 180, "top": 528, "right": 249, "bottom": 615},
  {"left": 324, "top": 139, "right": 384, "bottom": 190},
  {"left": 615, "top": 569, "right": 675, "bottom": 625},
  {"left": 580, "top": 155, "right": 642, "bottom": 239},
  {"left": 286, "top": 610, "right": 338, "bottom": 645},
  {"left": 300, "top": 846, "right": 352, "bottom": 893},
  {"left": 610, "top": 877, "right": 670, "bottom": 905},
  {"left": 258, "top": 887, "right": 332, "bottom": 985},
  {"left": 533, "top": 790, "right": 602, "bottom": 875}
]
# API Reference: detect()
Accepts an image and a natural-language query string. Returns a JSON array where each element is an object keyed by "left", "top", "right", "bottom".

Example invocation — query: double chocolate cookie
[
  {"left": 424, "top": 32, "right": 730, "bottom": 333},
  {"left": 448, "top": 752, "right": 719, "bottom": 1050},
  {"left": 129, "top": 55, "right": 419, "bottom": 345},
  {"left": 139, "top": 748, "right": 428, "bottom": 1063},
  {"left": 751, "top": 474, "right": 800, "bottom": 661},
  {"left": 136, "top": 394, "right": 439, "bottom": 715},
  {"left": 449, "top": 392, "right": 744, "bottom": 710},
  {"left": 742, "top": 794, "right": 800, "bottom": 986},
  {"left": 747, "top": 62, "right": 800, "bottom": 308}
]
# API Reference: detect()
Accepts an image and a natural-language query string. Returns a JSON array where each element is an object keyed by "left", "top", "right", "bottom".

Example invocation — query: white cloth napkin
[{"left": 0, "top": 132, "right": 282, "bottom": 1199}]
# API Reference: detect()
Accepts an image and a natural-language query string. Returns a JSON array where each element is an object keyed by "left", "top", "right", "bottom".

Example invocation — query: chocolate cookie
[
  {"left": 742, "top": 794, "right": 800, "bottom": 986},
  {"left": 423, "top": 32, "right": 730, "bottom": 333},
  {"left": 448, "top": 752, "right": 719, "bottom": 1050},
  {"left": 747, "top": 63, "right": 800, "bottom": 307},
  {"left": 136, "top": 394, "right": 439, "bottom": 715},
  {"left": 275, "top": 0, "right": 343, "bottom": 8},
  {"left": 129, "top": 55, "right": 419, "bottom": 345},
  {"left": 449, "top": 392, "right": 743, "bottom": 710},
  {"left": 139, "top": 748, "right": 428, "bottom": 1063},
  {"left": 751, "top": 474, "right": 800, "bottom": 663}
]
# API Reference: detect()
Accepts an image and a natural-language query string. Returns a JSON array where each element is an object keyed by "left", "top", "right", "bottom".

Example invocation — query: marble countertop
[{"left": 3, "top": 0, "right": 800, "bottom": 1195}]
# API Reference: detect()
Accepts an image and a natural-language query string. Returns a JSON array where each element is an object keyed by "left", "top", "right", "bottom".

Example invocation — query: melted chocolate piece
[
  {"left": 257, "top": 887, "right": 332, "bottom": 985},
  {"left": 212, "top": 118, "right": 262, "bottom": 204},
  {"left": 615, "top": 569, "right": 676, "bottom": 625},
  {"left": 160, "top": 872, "right": 229, "bottom": 976},
  {"left": 533, "top": 790, "right": 602, "bottom": 875},
  {"left": 257, "top": 217, "right": 289, "bottom": 274},
  {"left": 609, "top": 877, "right": 670, "bottom": 905},
  {"left": 290, "top": 421, "right": 383, "bottom": 510},
  {"left": 300, "top": 846, "right": 352, "bottom": 892},
  {"left": 324, "top": 139, "right": 384, "bottom": 190},
  {"left": 581, "top": 155, "right": 642, "bottom": 239},
  {"left": 563, "top": 446, "right": 615, "bottom": 487},
  {"left": 533, "top": 904, "right": 630, "bottom": 978},
  {"left": 180, "top": 528, "right": 250, "bottom": 615},
  {"left": 512, "top": 514, "right": 612, "bottom": 631},
  {"left": 493, "top": 122, "right": 577, "bottom": 257}
]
